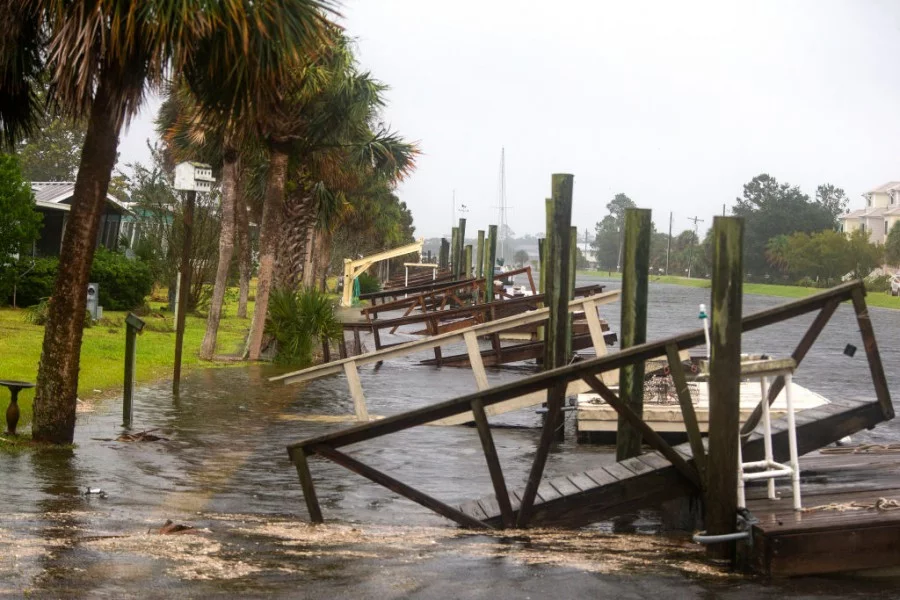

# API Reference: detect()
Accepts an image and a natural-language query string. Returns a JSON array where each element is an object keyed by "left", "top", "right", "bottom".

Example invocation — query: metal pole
[
  {"left": 173, "top": 190, "right": 196, "bottom": 393},
  {"left": 665, "top": 211, "right": 672, "bottom": 276}
]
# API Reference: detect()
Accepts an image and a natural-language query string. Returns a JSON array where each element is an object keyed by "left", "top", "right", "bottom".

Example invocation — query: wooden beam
[
  {"left": 476, "top": 230, "right": 485, "bottom": 280},
  {"left": 457, "top": 218, "right": 467, "bottom": 278},
  {"left": 705, "top": 216, "right": 744, "bottom": 561},
  {"left": 666, "top": 343, "right": 705, "bottom": 478},
  {"left": 471, "top": 398, "right": 514, "bottom": 528},
  {"left": 344, "top": 361, "right": 369, "bottom": 422},
  {"left": 289, "top": 448, "right": 323, "bottom": 523},
  {"left": 617, "top": 208, "right": 652, "bottom": 461},
  {"left": 485, "top": 225, "right": 497, "bottom": 303},
  {"left": 313, "top": 445, "right": 491, "bottom": 529},
  {"left": 582, "top": 373, "right": 701, "bottom": 489},
  {"left": 850, "top": 287, "right": 894, "bottom": 420},
  {"left": 464, "top": 331, "right": 490, "bottom": 390}
]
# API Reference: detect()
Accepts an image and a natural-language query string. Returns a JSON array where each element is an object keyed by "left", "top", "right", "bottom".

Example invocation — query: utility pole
[
  {"left": 686, "top": 215, "right": 704, "bottom": 279},
  {"left": 665, "top": 211, "right": 673, "bottom": 276}
]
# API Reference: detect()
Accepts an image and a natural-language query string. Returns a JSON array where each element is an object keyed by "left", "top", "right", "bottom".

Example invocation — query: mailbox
[{"left": 86, "top": 282, "right": 100, "bottom": 320}]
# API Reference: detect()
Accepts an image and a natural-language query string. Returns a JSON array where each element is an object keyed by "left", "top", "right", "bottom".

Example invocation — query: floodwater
[{"left": 1, "top": 279, "right": 898, "bottom": 598}]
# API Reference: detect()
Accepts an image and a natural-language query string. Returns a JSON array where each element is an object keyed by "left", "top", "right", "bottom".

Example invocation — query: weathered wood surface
[
  {"left": 460, "top": 398, "right": 886, "bottom": 528},
  {"left": 705, "top": 216, "right": 743, "bottom": 559},
  {"left": 748, "top": 452, "right": 900, "bottom": 576},
  {"left": 617, "top": 208, "right": 652, "bottom": 461}
]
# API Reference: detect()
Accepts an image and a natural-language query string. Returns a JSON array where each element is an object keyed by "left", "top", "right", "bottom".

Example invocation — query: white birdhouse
[{"left": 174, "top": 161, "right": 216, "bottom": 192}]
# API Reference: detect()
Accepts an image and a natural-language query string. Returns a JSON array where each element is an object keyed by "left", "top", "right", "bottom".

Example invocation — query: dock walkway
[{"left": 458, "top": 395, "right": 886, "bottom": 527}]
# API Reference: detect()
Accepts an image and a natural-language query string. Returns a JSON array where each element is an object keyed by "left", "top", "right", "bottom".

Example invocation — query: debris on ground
[
  {"left": 116, "top": 429, "right": 168, "bottom": 442},
  {"left": 155, "top": 520, "right": 196, "bottom": 535},
  {"left": 84, "top": 488, "right": 108, "bottom": 499}
]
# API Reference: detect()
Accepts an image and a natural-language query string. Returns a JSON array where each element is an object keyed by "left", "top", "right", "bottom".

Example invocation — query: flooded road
[{"left": 1, "top": 280, "right": 898, "bottom": 597}]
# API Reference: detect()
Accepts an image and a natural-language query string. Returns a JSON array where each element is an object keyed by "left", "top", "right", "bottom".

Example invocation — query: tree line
[{"left": 590, "top": 174, "right": 884, "bottom": 285}]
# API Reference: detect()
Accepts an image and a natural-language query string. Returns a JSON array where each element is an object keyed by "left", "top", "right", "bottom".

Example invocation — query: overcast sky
[{"left": 119, "top": 0, "right": 900, "bottom": 240}]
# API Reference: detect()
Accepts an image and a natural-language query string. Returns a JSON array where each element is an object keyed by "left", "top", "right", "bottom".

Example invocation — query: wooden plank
[
  {"left": 343, "top": 361, "right": 369, "bottom": 422},
  {"left": 464, "top": 331, "right": 490, "bottom": 391},
  {"left": 617, "top": 207, "right": 652, "bottom": 461},
  {"left": 548, "top": 476, "right": 582, "bottom": 497},
  {"left": 603, "top": 463, "right": 634, "bottom": 482},
  {"left": 741, "top": 298, "right": 841, "bottom": 435},
  {"left": 705, "top": 216, "right": 743, "bottom": 560},
  {"left": 636, "top": 452, "right": 671, "bottom": 471},
  {"left": 760, "top": 524, "right": 900, "bottom": 577},
  {"left": 537, "top": 481, "right": 563, "bottom": 502},
  {"left": 289, "top": 448, "right": 323, "bottom": 523},
  {"left": 459, "top": 499, "right": 489, "bottom": 521},
  {"left": 470, "top": 398, "right": 514, "bottom": 528},
  {"left": 313, "top": 445, "right": 491, "bottom": 530},
  {"left": 851, "top": 287, "right": 894, "bottom": 421},
  {"left": 666, "top": 342, "right": 706, "bottom": 478},
  {"left": 567, "top": 473, "right": 597, "bottom": 492},
  {"left": 583, "top": 467, "right": 617, "bottom": 487},
  {"left": 619, "top": 456, "right": 654, "bottom": 475},
  {"left": 583, "top": 374, "right": 701, "bottom": 489}
]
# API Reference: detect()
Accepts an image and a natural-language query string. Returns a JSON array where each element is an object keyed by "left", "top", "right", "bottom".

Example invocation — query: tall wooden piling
[
  {"left": 537, "top": 238, "right": 545, "bottom": 294},
  {"left": 439, "top": 238, "right": 449, "bottom": 269},
  {"left": 476, "top": 230, "right": 485, "bottom": 278},
  {"left": 464, "top": 245, "right": 473, "bottom": 278},
  {"left": 616, "top": 208, "right": 652, "bottom": 461},
  {"left": 485, "top": 225, "right": 498, "bottom": 303},
  {"left": 450, "top": 226, "right": 460, "bottom": 279},
  {"left": 518, "top": 174, "right": 574, "bottom": 525},
  {"left": 705, "top": 216, "right": 744, "bottom": 561},
  {"left": 457, "top": 218, "right": 467, "bottom": 276}
]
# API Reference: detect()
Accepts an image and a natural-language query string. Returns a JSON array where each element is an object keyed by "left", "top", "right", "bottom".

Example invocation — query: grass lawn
[{"left": 0, "top": 291, "right": 254, "bottom": 431}]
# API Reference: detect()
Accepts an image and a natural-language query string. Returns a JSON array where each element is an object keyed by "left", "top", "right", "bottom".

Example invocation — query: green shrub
[
  {"left": 3, "top": 256, "right": 59, "bottom": 307},
  {"left": 357, "top": 272, "right": 380, "bottom": 295},
  {"left": 24, "top": 297, "right": 92, "bottom": 328},
  {"left": 89, "top": 248, "right": 154, "bottom": 310},
  {"left": 265, "top": 287, "right": 342, "bottom": 366}
]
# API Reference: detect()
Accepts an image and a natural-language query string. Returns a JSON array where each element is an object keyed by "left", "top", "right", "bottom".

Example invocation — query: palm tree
[{"left": 0, "top": 0, "right": 331, "bottom": 443}]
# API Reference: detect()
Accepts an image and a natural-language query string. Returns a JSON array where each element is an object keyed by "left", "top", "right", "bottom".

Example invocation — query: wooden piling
[
  {"left": 458, "top": 218, "right": 467, "bottom": 276},
  {"left": 518, "top": 174, "right": 574, "bottom": 526},
  {"left": 705, "top": 216, "right": 744, "bottom": 561},
  {"left": 485, "top": 225, "right": 498, "bottom": 303},
  {"left": 464, "top": 245, "right": 473, "bottom": 278},
  {"left": 616, "top": 208, "right": 652, "bottom": 461},
  {"left": 476, "top": 230, "right": 485, "bottom": 279},
  {"left": 439, "top": 238, "right": 449, "bottom": 270},
  {"left": 451, "top": 226, "right": 460, "bottom": 279},
  {"left": 537, "top": 238, "right": 545, "bottom": 294}
]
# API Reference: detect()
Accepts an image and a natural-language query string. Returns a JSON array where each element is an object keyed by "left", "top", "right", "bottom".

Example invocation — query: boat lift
[{"left": 341, "top": 238, "right": 425, "bottom": 307}]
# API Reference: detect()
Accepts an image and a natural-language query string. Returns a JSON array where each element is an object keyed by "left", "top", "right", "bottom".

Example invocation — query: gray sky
[{"left": 119, "top": 0, "right": 900, "bottom": 239}]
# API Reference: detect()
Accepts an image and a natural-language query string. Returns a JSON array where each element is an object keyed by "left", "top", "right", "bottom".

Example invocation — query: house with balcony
[{"left": 839, "top": 181, "right": 900, "bottom": 244}]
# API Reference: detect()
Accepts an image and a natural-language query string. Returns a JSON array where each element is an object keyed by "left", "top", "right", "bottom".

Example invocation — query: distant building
[
  {"left": 840, "top": 181, "right": 900, "bottom": 244},
  {"left": 30, "top": 182, "right": 131, "bottom": 256}
]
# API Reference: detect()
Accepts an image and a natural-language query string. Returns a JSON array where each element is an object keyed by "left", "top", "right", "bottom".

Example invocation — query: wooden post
[
  {"left": 518, "top": 174, "right": 573, "bottom": 526},
  {"left": 705, "top": 216, "right": 744, "bottom": 561},
  {"left": 458, "top": 218, "right": 467, "bottom": 276},
  {"left": 439, "top": 238, "right": 449, "bottom": 270},
  {"left": 123, "top": 324, "right": 137, "bottom": 428},
  {"left": 173, "top": 189, "right": 196, "bottom": 394},
  {"left": 450, "top": 227, "right": 460, "bottom": 279},
  {"left": 290, "top": 448, "right": 323, "bottom": 523},
  {"left": 616, "top": 208, "right": 651, "bottom": 461},
  {"left": 538, "top": 238, "right": 545, "bottom": 294},
  {"left": 485, "top": 225, "right": 497, "bottom": 303},
  {"left": 464, "top": 245, "right": 473, "bottom": 278},
  {"left": 476, "top": 230, "right": 485, "bottom": 278}
]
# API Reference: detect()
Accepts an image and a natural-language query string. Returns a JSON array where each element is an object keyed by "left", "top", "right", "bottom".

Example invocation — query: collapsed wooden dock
[{"left": 284, "top": 281, "right": 893, "bottom": 544}]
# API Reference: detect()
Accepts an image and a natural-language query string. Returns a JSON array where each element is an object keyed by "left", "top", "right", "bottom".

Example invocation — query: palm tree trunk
[
  {"left": 32, "top": 74, "right": 124, "bottom": 444},
  {"left": 276, "top": 191, "right": 315, "bottom": 290},
  {"left": 235, "top": 179, "right": 251, "bottom": 319},
  {"left": 246, "top": 144, "right": 289, "bottom": 360},
  {"left": 301, "top": 224, "right": 317, "bottom": 288},
  {"left": 314, "top": 228, "right": 333, "bottom": 292},
  {"left": 199, "top": 147, "right": 238, "bottom": 360}
]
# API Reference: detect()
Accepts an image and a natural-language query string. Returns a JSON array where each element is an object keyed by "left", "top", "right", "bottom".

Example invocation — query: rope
[
  {"left": 820, "top": 443, "right": 900, "bottom": 455},
  {"left": 802, "top": 497, "right": 900, "bottom": 513}
]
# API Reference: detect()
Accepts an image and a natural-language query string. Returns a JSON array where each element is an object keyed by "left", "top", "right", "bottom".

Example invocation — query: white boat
[{"left": 576, "top": 379, "right": 830, "bottom": 444}]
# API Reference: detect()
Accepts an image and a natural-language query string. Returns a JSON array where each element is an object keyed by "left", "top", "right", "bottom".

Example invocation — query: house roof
[
  {"left": 866, "top": 181, "right": 900, "bottom": 194},
  {"left": 31, "top": 181, "right": 130, "bottom": 213},
  {"left": 842, "top": 207, "right": 887, "bottom": 219}
]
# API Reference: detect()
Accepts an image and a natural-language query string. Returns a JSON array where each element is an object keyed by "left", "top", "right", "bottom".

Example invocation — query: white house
[{"left": 840, "top": 181, "right": 900, "bottom": 244}]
